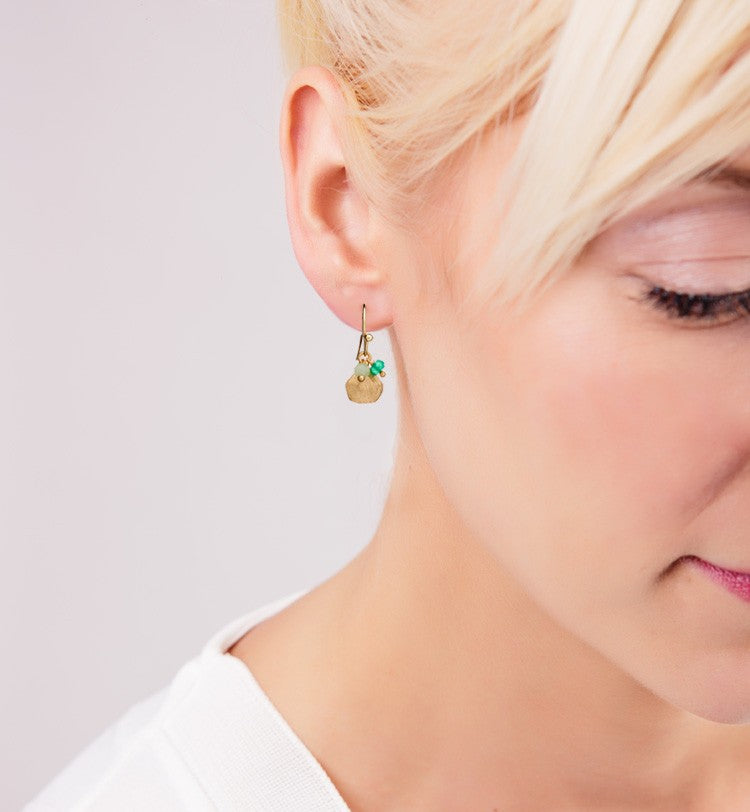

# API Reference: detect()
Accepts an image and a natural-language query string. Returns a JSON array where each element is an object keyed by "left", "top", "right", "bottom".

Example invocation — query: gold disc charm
[
  {"left": 345, "top": 304, "right": 387, "bottom": 404},
  {"left": 346, "top": 368, "right": 383, "bottom": 403}
]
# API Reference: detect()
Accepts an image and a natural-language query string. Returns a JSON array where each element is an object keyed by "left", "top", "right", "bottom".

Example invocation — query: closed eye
[{"left": 638, "top": 284, "right": 750, "bottom": 323}]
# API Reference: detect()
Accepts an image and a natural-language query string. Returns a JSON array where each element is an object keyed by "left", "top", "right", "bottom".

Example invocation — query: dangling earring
[{"left": 345, "top": 303, "right": 386, "bottom": 403}]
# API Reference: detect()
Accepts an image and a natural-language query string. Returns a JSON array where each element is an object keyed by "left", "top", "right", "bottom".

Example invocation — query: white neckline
[{"left": 164, "top": 586, "right": 352, "bottom": 811}]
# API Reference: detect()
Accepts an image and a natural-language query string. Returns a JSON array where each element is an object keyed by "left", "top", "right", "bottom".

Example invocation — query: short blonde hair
[{"left": 276, "top": 1, "right": 750, "bottom": 319}]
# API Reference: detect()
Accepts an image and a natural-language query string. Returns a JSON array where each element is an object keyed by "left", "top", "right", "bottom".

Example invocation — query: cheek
[
  {"left": 395, "top": 259, "right": 748, "bottom": 616},
  {"left": 510, "top": 287, "right": 747, "bottom": 586}
]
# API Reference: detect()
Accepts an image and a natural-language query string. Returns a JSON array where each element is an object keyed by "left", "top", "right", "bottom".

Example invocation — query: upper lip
[{"left": 684, "top": 555, "right": 750, "bottom": 576}]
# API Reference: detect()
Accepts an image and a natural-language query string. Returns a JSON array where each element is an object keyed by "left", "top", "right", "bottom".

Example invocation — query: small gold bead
[
  {"left": 380, "top": 370, "right": 386, "bottom": 377},
  {"left": 357, "top": 375, "right": 365, "bottom": 381}
]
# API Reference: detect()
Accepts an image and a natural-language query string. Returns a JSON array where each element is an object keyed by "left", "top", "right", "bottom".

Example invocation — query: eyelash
[{"left": 641, "top": 284, "right": 750, "bottom": 323}]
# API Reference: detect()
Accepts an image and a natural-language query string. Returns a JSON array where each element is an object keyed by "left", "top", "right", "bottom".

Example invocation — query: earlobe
[{"left": 279, "top": 66, "right": 390, "bottom": 330}]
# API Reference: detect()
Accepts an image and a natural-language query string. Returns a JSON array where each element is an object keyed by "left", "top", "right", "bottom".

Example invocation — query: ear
[{"left": 278, "top": 65, "right": 392, "bottom": 331}]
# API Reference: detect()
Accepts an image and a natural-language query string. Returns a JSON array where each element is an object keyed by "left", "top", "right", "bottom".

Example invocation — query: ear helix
[{"left": 345, "top": 303, "right": 387, "bottom": 403}]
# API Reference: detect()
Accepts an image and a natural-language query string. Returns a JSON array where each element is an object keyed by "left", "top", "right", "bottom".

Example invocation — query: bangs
[{"left": 463, "top": 1, "right": 750, "bottom": 323}]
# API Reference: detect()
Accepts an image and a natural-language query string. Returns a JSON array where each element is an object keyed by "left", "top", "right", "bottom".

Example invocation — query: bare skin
[{"left": 229, "top": 65, "right": 750, "bottom": 810}]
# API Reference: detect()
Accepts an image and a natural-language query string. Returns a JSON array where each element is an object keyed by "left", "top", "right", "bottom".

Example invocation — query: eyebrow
[{"left": 689, "top": 164, "right": 750, "bottom": 191}]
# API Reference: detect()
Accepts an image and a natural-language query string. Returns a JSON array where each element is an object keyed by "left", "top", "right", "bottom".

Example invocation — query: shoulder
[
  {"left": 23, "top": 653, "right": 214, "bottom": 811},
  {"left": 23, "top": 590, "right": 312, "bottom": 811},
  {"left": 23, "top": 682, "right": 173, "bottom": 810}
]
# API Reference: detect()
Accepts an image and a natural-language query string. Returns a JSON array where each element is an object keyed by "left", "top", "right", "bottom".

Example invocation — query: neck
[
  {"left": 291, "top": 423, "right": 747, "bottom": 810},
  {"left": 233, "top": 401, "right": 749, "bottom": 811}
]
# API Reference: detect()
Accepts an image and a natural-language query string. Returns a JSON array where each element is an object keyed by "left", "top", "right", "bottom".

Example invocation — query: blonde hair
[{"left": 276, "top": 0, "right": 750, "bottom": 320}]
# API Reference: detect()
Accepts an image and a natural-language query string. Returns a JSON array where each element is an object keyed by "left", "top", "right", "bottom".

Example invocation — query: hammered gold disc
[{"left": 345, "top": 372, "right": 383, "bottom": 403}]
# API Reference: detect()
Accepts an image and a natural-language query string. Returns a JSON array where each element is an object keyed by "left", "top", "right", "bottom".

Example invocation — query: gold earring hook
[{"left": 356, "top": 303, "right": 372, "bottom": 362}]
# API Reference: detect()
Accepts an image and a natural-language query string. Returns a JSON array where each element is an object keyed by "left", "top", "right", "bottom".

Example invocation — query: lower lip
[{"left": 683, "top": 555, "right": 750, "bottom": 602}]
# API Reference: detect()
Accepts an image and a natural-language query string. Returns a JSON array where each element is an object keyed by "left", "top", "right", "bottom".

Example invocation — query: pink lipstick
[{"left": 683, "top": 555, "right": 750, "bottom": 602}]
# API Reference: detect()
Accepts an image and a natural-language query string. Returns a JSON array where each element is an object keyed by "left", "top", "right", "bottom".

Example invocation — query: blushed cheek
[{"left": 505, "top": 294, "right": 742, "bottom": 575}]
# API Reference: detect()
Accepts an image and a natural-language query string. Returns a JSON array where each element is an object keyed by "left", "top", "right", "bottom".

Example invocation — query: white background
[{"left": 1, "top": 2, "right": 396, "bottom": 807}]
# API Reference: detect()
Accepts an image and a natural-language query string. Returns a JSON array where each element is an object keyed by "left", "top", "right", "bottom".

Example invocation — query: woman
[{"left": 27, "top": 0, "right": 750, "bottom": 809}]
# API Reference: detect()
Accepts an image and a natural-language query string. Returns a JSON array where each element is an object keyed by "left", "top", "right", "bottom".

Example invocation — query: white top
[{"left": 24, "top": 587, "right": 352, "bottom": 811}]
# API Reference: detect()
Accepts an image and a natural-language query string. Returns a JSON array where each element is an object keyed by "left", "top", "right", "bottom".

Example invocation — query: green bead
[
  {"left": 354, "top": 362, "right": 370, "bottom": 376},
  {"left": 370, "top": 359, "right": 384, "bottom": 373}
]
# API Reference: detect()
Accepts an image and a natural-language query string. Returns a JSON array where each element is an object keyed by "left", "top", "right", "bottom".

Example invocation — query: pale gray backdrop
[{"left": 1, "top": 2, "right": 396, "bottom": 807}]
